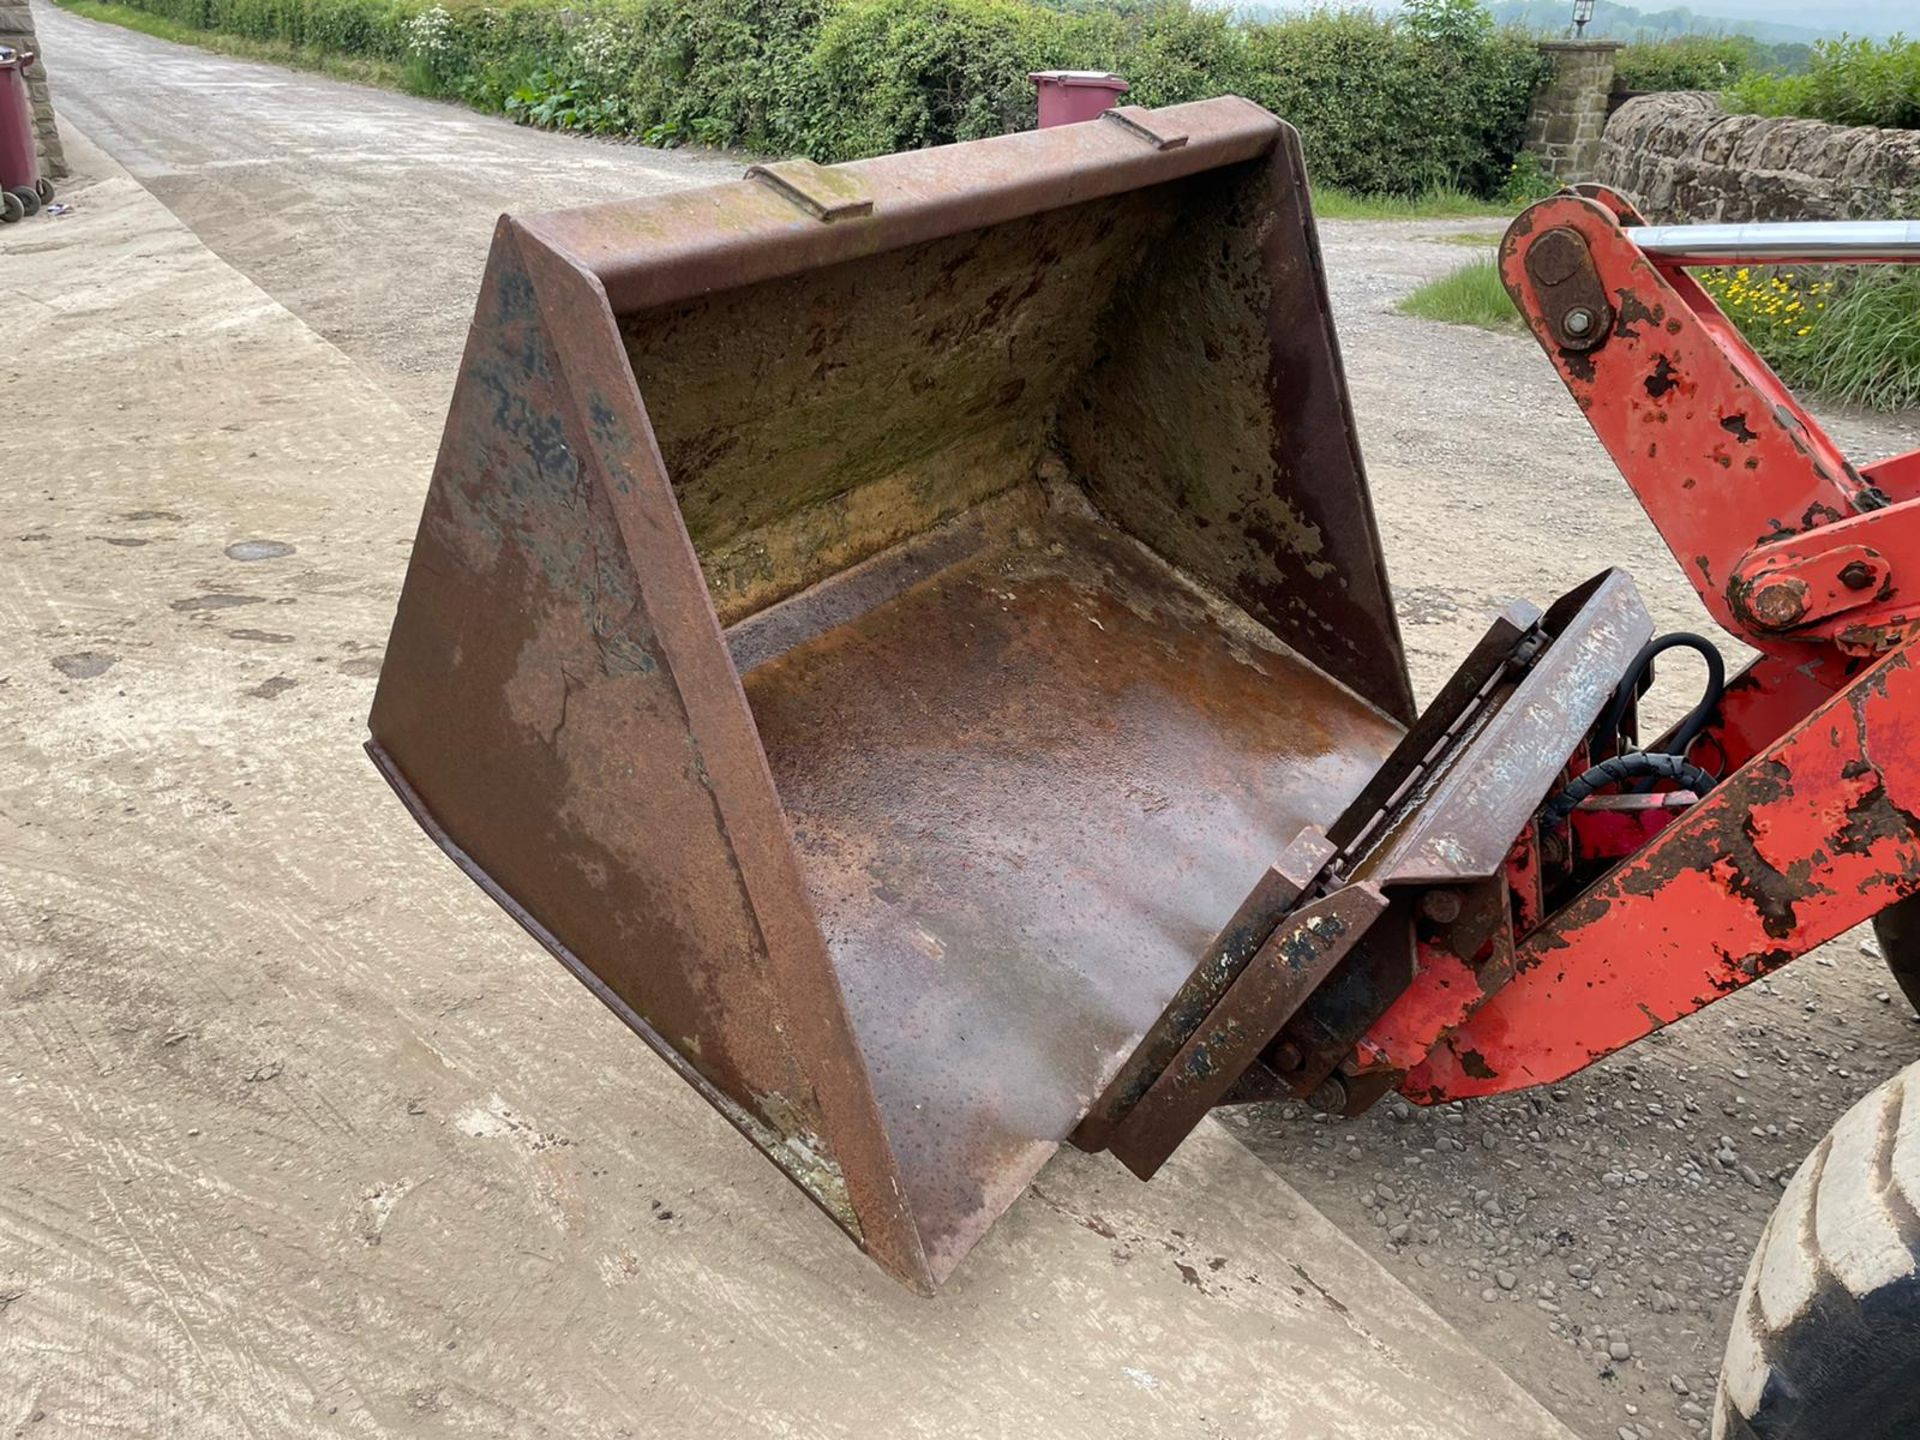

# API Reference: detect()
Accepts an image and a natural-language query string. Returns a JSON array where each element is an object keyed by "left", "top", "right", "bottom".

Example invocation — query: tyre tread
[
  {"left": 1718, "top": 1061, "right": 1920, "bottom": 1440},
  {"left": 1811, "top": 1074, "right": 1914, "bottom": 1297}
]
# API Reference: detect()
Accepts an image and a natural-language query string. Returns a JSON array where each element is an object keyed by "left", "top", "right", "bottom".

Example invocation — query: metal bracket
[
  {"left": 1731, "top": 541, "right": 1888, "bottom": 632},
  {"left": 1716, "top": 498, "right": 1920, "bottom": 650},
  {"left": 1075, "top": 826, "right": 1337, "bottom": 1151},
  {"left": 745, "top": 159, "right": 875, "bottom": 222},
  {"left": 1523, "top": 226, "right": 1611, "bottom": 352},
  {"left": 1100, "top": 106, "right": 1190, "bottom": 151},
  {"left": 1085, "top": 571, "right": 1655, "bottom": 1173},
  {"left": 1269, "top": 571, "right": 1653, "bottom": 1101},
  {"left": 1106, "top": 881, "right": 1389, "bottom": 1179}
]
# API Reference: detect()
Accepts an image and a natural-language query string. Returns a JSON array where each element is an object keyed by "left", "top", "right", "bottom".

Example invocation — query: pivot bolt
[
  {"left": 1309, "top": 1076, "right": 1349, "bottom": 1115},
  {"left": 1750, "top": 578, "right": 1810, "bottom": 628},
  {"left": 1562, "top": 306, "right": 1596, "bottom": 337},
  {"left": 1420, "top": 889, "right": 1464, "bottom": 925},
  {"left": 1840, "top": 560, "right": 1876, "bottom": 591}
]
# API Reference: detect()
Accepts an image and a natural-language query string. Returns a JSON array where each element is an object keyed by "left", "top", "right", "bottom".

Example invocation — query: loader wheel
[
  {"left": 9, "top": 185, "right": 39, "bottom": 217},
  {"left": 1871, "top": 893, "right": 1920, "bottom": 1015},
  {"left": 0, "top": 190, "right": 20, "bottom": 224},
  {"left": 34, "top": 177, "right": 52, "bottom": 205},
  {"left": 1715, "top": 1060, "right": 1920, "bottom": 1439}
]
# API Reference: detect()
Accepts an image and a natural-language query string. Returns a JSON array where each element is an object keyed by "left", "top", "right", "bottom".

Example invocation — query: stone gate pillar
[{"left": 1524, "top": 40, "right": 1622, "bottom": 183}]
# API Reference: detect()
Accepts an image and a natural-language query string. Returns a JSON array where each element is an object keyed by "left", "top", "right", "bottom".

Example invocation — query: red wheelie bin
[{"left": 0, "top": 45, "right": 52, "bottom": 222}]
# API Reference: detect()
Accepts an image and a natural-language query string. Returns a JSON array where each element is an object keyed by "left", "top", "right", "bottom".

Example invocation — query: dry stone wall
[{"left": 1598, "top": 91, "right": 1919, "bottom": 224}]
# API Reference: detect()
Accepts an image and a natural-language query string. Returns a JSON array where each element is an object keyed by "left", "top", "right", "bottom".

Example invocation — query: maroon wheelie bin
[{"left": 0, "top": 45, "right": 51, "bottom": 222}]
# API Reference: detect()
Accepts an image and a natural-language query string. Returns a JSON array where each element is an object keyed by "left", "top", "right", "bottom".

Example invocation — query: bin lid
[{"left": 1028, "top": 70, "right": 1131, "bottom": 90}]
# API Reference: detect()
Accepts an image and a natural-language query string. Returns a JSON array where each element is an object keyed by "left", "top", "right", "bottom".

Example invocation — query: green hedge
[
  {"left": 1614, "top": 36, "right": 1758, "bottom": 93},
  {"left": 1612, "top": 35, "right": 1827, "bottom": 95},
  {"left": 1725, "top": 35, "right": 1920, "bottom": 131},
  {"left": 92, "top": 0, "right": 1550, "bottom": 194}
]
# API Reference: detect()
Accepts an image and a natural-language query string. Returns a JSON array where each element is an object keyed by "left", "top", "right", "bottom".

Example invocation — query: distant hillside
[
  {"left": 1224, "top": 0, "right": 1897, "bottom": 42},
  {"left": 1487, "top": 0, "right": 1862, "bottom": 42},
  {"left": 1679, "top": 0, "right": 1903, "bottom": 36}
]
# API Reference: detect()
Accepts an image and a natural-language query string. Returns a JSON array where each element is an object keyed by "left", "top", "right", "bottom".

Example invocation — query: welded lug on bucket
[
  {"left": 366, "top": 97, "right": 1415, "bottom": 1291},
  {"left": 1089, "top": 570, "right": 1655, "bottom": 1179}
]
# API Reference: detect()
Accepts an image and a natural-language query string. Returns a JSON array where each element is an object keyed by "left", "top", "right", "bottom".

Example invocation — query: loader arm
[
  {"left": 1085, "top": 199, "right": 1920, "bottom": 1170},
  {"left": 1385, "top": 199, "right": 1920, "bottom": 1101}
]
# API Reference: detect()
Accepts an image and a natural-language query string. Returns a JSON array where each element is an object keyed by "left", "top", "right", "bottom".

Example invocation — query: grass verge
[
  {"left": 1397, "top": 257, "right": 1519, "bottom": 332},
  {"left": 1806, "top": 269, "right": 1920, "bottom": 413},
  {"left": 1403, "top": 257, "right": 1920, "bottom": 410},
  {"left": 56, "top": 0, "right": 408, "bottom": 90},
  {"left": 1701, "top": 265, "right": 1920, "bottom": 414},
  {"left": 1313, "top": 186, "right": 1516, "bottom": 221}
]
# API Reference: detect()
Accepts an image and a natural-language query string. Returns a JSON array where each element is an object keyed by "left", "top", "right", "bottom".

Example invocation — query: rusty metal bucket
[{"left": 368, "top": 97, "right": 1414, "bottom": 1291}]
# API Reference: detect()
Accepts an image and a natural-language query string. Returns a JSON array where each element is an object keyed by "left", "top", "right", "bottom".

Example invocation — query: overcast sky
[
  {"left": 1239, "top": 0, "right": 1907, "bottom": 35},
  {"left": 1678, "top": 0, "right": 1904, "bottom": 30}
]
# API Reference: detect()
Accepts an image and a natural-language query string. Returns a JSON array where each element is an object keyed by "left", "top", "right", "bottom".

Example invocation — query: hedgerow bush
[
  {"left": 1614, "top": 36, "right": 1757, "bottom": 93},
  {"left": 81, "top": 0, "right": 1550, "bottom": 195},
  {"left": 1240, "top": 0, "right": 1542, "bottom": 197},
  {"left": 624, "top": 0, "right": 830, "bottom": 149},
  {"left": 1725, "top": 35, "right": 1920, "bottom": 131},
  {"left": 797, "top": 0, "right": 1097, "bottom": 157}
]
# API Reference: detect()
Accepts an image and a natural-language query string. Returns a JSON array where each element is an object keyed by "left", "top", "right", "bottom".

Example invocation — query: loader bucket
[{"left": 368, "top": 97, "right": 1414, "bottom": 1291}]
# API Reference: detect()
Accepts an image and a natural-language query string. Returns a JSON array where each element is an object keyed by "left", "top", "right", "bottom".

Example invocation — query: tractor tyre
[
  {"left": 1715, "top": 1060, "right": 1920, "bottom": 1439},
  {"left": 1871, "top": 894, "right": 1920, "bottom": 1015}
]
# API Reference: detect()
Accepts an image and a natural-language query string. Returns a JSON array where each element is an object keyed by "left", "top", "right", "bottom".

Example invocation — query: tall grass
[
  {"left": 1808, "top": 270, "right": 1920, "bottom": 411},
  {"left": 1312, "top": 187, "right": 1512, "bottom": 221},
  {"left": 1708, "top": 266, "right": 1920, "bottom": 413},
  {"left": 1698, "top": 264, "right": 1920, "bottom": 411},
  {"left": 1402, "top": 259, "right": 1920, "bottom": 411},
  {"left": 1397, "top": 258, "right": 1520, "bottom": 332}
]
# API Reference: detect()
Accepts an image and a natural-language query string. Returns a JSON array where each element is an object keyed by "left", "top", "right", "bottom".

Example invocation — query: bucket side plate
[{"left": 367, "top": 220, "right": 929, "bottom": 1288}]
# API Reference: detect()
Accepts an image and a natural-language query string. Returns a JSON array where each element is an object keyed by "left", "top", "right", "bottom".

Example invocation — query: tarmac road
[
  {"left": 27, "top": 3, "right": 1920, "bottom": 1435},
  {"left": 45, "top": 3, "right": 739, "bottom": 423}
]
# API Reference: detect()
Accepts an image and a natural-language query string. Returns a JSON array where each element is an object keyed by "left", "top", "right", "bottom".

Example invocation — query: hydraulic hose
[
  {"left": 1593, "top": 632, "right": 1727, "bottom": 764},
  {"left": 1543, "top": 751, "right": 1719, "bottom": 824}
]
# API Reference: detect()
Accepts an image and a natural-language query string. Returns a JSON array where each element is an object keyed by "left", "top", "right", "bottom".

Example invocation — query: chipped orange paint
[{"left": 1404, "top": 648, "right": 1920, "bottom": 1102}]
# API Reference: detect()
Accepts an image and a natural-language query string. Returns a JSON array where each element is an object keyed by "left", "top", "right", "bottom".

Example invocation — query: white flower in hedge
[
  {"left": 569, "top": 20, "right": 630, "bottom": 83},
  {"left": 405, "top": 4, "right": 453, "bottom": 58}
]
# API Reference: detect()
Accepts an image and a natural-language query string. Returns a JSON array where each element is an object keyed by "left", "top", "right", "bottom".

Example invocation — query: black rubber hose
[
  {"left": 1593, "top": 632, "right": 1727, "bottom": 764},
  {"left": 1543, "top": 751, "right": 1719, "bottom": 824}
]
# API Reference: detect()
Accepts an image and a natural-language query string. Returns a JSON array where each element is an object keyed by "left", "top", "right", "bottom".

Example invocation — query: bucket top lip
[{"left": 514, "top": 96, "right": 1286, "bottom": 316}]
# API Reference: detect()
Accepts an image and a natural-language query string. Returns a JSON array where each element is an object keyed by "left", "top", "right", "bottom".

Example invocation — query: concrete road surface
[{"left": 45, "top": 1, "right": 739, "bottom": 423}]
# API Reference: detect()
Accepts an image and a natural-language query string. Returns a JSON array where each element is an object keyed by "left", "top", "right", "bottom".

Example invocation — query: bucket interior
[{"left": 620, "top": 163, "right": 1407, "bottom": 1275}]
